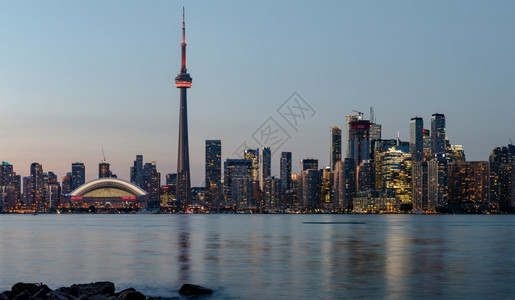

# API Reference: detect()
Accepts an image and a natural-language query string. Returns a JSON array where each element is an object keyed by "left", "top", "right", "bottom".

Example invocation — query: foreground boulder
[
  {"left": 12, "top": 291, "right": 32, "bottom": 300},
  {"left": 118, "top": 288, "right": 145, "bottom": 300},
  {"left": 178, "top": 284, "right": 213, "bottom": 296},
  {"left": 11, "top": 283, "right": 41, "bottom": 297},
  {"left": 71, "top": 282, "right": 115, "bottom": 297},
  {"left": 32, "top": 285, "right": 53, "bottom": 300}
]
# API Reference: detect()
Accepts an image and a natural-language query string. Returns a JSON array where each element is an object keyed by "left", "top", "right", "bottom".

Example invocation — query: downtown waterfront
[{"left": 1, "top": 214, "right": 515, "bottom": 299}]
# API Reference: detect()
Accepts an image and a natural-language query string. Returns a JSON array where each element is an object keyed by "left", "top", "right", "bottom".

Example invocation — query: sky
[{"left": 1, "top": 0, "right": 515, "bottom": 186}]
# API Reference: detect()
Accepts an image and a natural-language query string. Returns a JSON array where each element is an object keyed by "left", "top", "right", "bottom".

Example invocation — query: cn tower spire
[
  {"left": 175, "top": 6, "right": 192, "bottom": 88},
  {"left": 181, "top": 6, "right": 187, "bottom": 73}
]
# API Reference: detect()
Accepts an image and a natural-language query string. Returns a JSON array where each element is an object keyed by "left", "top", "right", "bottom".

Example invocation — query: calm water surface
[{"left": 1, "top": 214, "right": 515, "bottom": 299}]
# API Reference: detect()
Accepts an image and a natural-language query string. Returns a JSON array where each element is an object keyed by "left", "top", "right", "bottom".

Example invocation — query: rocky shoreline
[{"left": 1, "top": 282, "right": 213, "bottom": 300}]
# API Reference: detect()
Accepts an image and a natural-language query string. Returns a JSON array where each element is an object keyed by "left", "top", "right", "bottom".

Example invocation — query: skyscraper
[
  {"left": 301, "top": 169, "right": 322, "bottom": 209},
  {"left": 412, "top": 161, "right": 428, "bottom": 211},
  {"left": 448, "top": 161, "right": 490, "bottom": 212},
  {"left": 0, "top": 162, "right": 15, "bottom": 211},
  {"left": 261, "top": 147, "right": 271, "bottom": 185},
  {"left": 130, "top": 155, "right": 144, "bottom": 187},
  {"left": 379, "top": 148, "right": 413, "bottom": 205},
  {"left": 30, "top": 162, "right": 43, "bottom": 207},
  {"left": 99, "top": 160, "right": 112, "bottom": 178},
  {"left": 22, "top": 176, "right": 31, "bottom": 205},
  {"left": 346, "top": 115, "right": 371, "bottom": 165},
  {"left": 369, "top": 123, "right": 382, "bottom": 142},
  {"left": 428, "top": 154, "right": 449, "bottom": 211},
  {"left": 205, "top": 140, "right": 222, "bottom": 204},
  {"left": 244, "top": 149, "right": 260, "bottom": 182},
  {"left": 410, "top": 117, "right": 423, "bottom": 161},
  {"left": 175, "top": 8, "right": 193, "bottom": 209},
  {"left": 431, "top": 113, "right": 446, "bottom": 156},
  {"left": 330, "top": 127, "right": 342, "bottom": 171},
  {"left": 142, "top": 161, "right": 161, "bottom": 209},
  {"left": 71, "top": 162, "right": 85, "bottom": 191},
  {"left": 300, "top": 159, "right": 318, "bottom": 171},
  {"left": 62, "top": 173, "right": 72, "bottom": 195},
  {"left": 280, "top": 152, "right": 292, "bottom": 191},
  {"left": 224, "top": 159, "right": 253, "bottom": 208}
]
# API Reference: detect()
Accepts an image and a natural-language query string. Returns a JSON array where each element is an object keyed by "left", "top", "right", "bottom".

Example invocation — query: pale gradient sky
[{"left": 1, "top": 1, "right": 515, "bottom": 185}]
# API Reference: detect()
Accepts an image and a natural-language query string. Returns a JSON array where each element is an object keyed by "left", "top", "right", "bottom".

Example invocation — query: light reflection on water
[{"left": 1, "top": 215, "right": 515, "bottom": 298}]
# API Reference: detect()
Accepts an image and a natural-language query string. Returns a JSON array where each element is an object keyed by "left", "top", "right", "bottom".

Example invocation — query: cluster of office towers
[
  {"left": 0, "top": 156, "right": 163, "bottom": 212},
  {"left": 1, "top": 113, "right": 514, "bottom": 213},
  {"left": 204, "top": 112, "right": 515, "bottom": 213}
]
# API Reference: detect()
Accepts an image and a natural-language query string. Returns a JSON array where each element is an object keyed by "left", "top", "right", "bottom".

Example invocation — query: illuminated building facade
[
  {"left": 353, "top": 190, "right": 399, "bottom": 213},
  {"left": 244, "top": 149, "right": 260, "bottom": 183},
  {"left": 448, "top": 161, "right": 490, "bottom": 212},
  {"left": 321, "top": 166, "right": 333, "bottom": 207},
  {"left": 379, "top": 148, "right": 413, "bottom": 205},
  {"left": 447, "top": 145, "right": 466, "bottom": 162}
]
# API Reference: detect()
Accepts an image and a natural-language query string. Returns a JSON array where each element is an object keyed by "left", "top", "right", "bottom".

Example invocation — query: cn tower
[{"left": 175, "top": 7, "right": 192, "bottom": 209}]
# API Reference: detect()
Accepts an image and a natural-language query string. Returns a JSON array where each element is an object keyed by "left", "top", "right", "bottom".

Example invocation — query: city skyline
[{"left": 1, "top": 1, "right": 515, "bottom": 185}]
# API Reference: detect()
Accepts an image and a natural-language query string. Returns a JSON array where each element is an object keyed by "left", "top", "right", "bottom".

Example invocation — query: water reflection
[
  {"left": 177, "top": 217, "right": 190, "bottom": 282},
  {"left": 2, "top": 215, "right": 515, "bottom": 298}
]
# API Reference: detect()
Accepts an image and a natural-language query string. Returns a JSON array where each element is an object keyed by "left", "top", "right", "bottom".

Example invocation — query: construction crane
[
  {"left": 101, "top": 148, "right": 107, "bottom": 163},
  {"left": 352, "top": 110, "right": 364, "bottom": 120}
]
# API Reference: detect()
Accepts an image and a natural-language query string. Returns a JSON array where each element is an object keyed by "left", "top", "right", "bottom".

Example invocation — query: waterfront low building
[{"left": 353, "top": 190, "right": 399, "bottom": 213}]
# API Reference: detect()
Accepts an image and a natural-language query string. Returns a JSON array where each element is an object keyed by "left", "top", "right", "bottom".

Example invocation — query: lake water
[{"left": 1, "top": 214, "right": 515, "bottom": 299}]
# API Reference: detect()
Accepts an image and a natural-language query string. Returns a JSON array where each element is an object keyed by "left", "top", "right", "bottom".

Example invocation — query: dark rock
[
  {"left": 32, "top": 285, "right": 53, "bottom": 300},
  {"left": 48, "top": 292, "right": 76, "bottom": 300},
  {"left": 89, "top": 294, "right": 110, "bottom": 300},
  {"left": 70, "top": 282, "right": 115, "bottom": 296},
  {"left": 78, "top": 295, "right": 90, "bottom": 300},
  {"left": 118, "top": 290, "right": 145, "bottom": 300},
  {"left": 11, "top": 284, "right": 40, "bottom": 297},
  {"left": 113, "top": 289, "right": 135, "bottom": 297},
  {"left": 53, "top": 287, "right": 80, "bottom": 299},
  {"left": 1, "top": 293, "right": 10, "bottom": 300},
  {"left": 13, "top": 291, "right": 32, "bottom": 300},
  {"left": 178, "top": 284, "right": 213, "bottom": 296}
]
